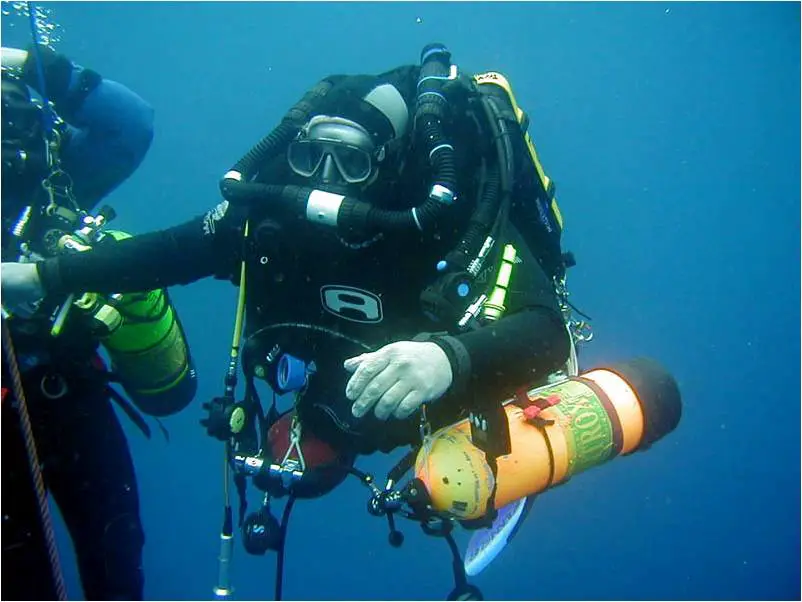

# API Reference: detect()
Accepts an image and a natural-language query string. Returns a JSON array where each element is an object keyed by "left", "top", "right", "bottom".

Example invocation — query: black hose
[
  {"left": 219, "top": 179, "right": 288, "bottom": 207},
  {"left": 219, "top": 179, "right": 460, "bottom": 238},
  {"left": 480, "top": 94, "right": 515, "bottom": 241},
  {"left": 423, "top": 118, "right": 457, "bottom": 191},
  {"left": 229, "top": 121, "right": 298, "bottom": 180},
  {"left": 224, "top": 78, "right": 338, "bottom": 185},
  {"left": 274, "top": 494, "right": 297, "bottom": 601},
  {"left": 404, "top": 43, "right": 457, "bottom": 233},
  {"left": 446, "top": 162, "right": 500, "bottom": 270}
]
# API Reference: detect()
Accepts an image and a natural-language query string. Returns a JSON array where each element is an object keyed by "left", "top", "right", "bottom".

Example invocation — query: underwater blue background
[{"left": 2, "top": 2, "right": 799, "bottom": 600}]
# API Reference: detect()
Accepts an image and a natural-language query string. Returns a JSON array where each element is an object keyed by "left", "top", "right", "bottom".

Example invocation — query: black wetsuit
[
  {"left": 2, "top": 46, "right": 152, "bottom": 601},
  {"left": 2, "top": 341, "right": 144, "bottom": 601}
]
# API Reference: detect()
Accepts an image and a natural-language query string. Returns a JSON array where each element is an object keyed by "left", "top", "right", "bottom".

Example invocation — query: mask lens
[
  {"left": 331, "top": 145, "right": 372, "bottom": 183},
  {"left": 287, "top": 140, "right": 325, "bottom": 177}
]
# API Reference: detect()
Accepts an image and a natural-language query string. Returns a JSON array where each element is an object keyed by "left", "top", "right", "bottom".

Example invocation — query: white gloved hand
[
  {"left": 344, "top": 340, "right": 453, "bottom": 421},
  {"left": 1, "top": 262, "right": 45, "bottom": 313}
]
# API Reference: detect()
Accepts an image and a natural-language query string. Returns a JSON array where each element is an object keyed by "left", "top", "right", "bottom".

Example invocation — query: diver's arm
[
  {"left": 38, "top": 202, "right": 244, "bottom": 296},
  {"left": 19, "top": 44, "right": 154, "bottom": 207},
  {"left": 429, "top": 228, "right": 571, "bottom": 405},
  {"left": 431, "top": 306, "right": 570, "bottom": 404}
]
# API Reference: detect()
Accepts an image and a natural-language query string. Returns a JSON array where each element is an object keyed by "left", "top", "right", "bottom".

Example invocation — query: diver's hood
[{"left": 310, "top": 76, "right": 410, "bottom": 146}]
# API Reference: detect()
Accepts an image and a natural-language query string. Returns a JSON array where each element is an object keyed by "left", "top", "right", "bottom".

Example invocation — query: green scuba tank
[{"left": 79, "top": 230, "right": 198, "bottom": 417}]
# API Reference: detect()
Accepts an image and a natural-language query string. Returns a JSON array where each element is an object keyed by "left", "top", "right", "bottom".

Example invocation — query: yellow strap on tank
[{"left": 473, "top": 71, "right": 564, "bottom": 231}]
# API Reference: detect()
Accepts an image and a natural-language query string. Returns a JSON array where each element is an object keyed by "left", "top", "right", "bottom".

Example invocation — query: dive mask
[{"left": 287, "top": 116, "right": 383, "bottom": 185}]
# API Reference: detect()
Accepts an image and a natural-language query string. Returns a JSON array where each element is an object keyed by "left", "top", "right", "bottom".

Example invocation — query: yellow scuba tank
[{"left": 77, "top": 230, "right": 198, "bottom": 417}]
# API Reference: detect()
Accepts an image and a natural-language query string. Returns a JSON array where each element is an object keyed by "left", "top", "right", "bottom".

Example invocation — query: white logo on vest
[{"left": 320, "top": 285, "right": 383, "bottom": 324}]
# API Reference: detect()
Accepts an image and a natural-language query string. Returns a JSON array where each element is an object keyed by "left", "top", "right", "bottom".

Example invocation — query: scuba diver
[
  {"left": 2, "top": 43, "right": 618, "bottom": 600},
  {"left": 1, "top": 43, "right": 198, "bottom": 601}
]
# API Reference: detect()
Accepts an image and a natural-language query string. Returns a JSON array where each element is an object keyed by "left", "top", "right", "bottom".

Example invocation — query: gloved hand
[
  {"left": 344, "top": 340, "right": 453, "bottom": 421},
  {"left": 1, "top": 262, "right": 45, "bottom": 313}
]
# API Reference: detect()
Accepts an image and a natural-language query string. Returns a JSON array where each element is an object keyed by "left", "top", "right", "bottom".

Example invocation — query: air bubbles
[{"left": 1, "top": 1, "right": 63, "bottom": 47}]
